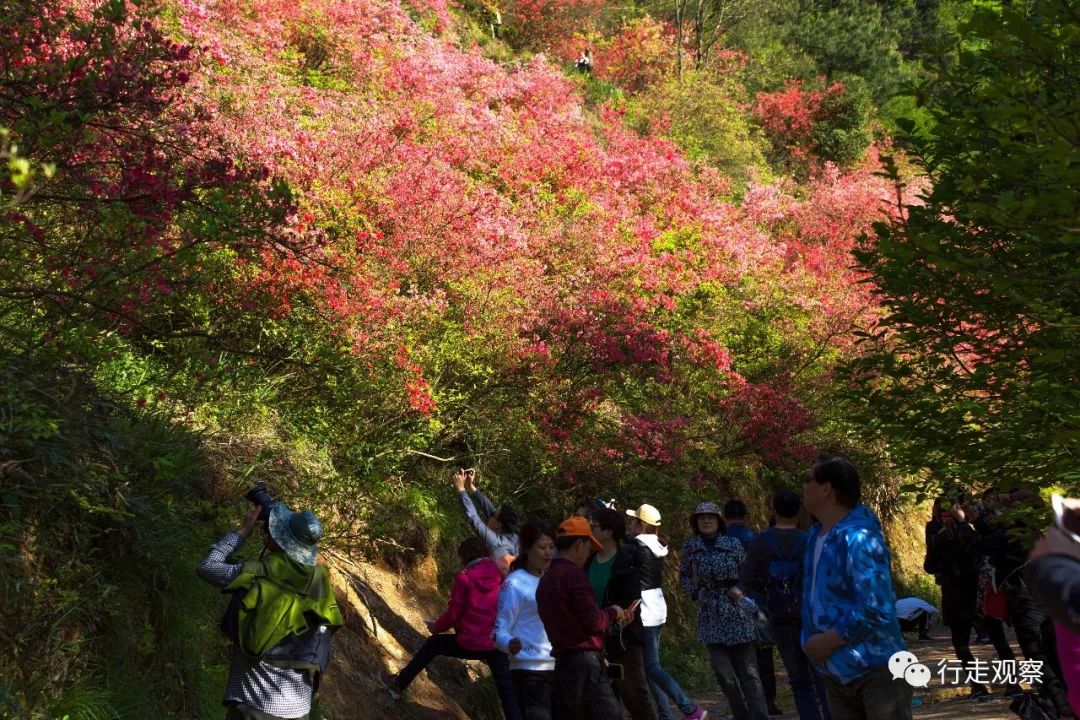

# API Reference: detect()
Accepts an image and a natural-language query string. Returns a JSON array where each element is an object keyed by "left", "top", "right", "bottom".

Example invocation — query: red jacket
[
  {"left": 431, "top": 557, "right": 502, "bottom": 651},
  {"left": 536, "top": 557, "right": 618, "bottom": 656}
]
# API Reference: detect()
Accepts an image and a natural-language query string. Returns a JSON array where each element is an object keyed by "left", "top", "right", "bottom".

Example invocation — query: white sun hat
[{"left": 626, "top": 503, "right": 662, "bottom": 527}]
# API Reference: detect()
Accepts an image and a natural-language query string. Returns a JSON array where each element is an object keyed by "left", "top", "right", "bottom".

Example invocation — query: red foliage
[
  {"left": 753, "top": 78, "right": 846, "bottom": 162},
  {"left": 4, "top": 0, "right": 901, "bottom": 475},
  {"left": 593, "top": 17, "right": 675, "bottom": 94},
  {"left": 502, "top": 0, "right": 606, "bottom": 51}
]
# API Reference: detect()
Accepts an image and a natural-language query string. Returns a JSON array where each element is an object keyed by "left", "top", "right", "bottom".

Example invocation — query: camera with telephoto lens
[{"left": 244, "top": 481, "right": 274, "bottom": 523}]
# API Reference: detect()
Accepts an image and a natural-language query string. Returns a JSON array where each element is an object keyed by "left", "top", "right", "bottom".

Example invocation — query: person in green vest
[{"left": 198, "top": 501, "right": 343, "bottom": 720}]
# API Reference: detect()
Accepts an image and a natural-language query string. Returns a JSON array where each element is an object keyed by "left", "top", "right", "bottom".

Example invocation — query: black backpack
[{"left": 763, "top": 530, "right": 807, "bottom": 622}]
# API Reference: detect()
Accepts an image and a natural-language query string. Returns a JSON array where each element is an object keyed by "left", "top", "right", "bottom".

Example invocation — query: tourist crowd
[{"left": 198, "top": 455, "right": 1080, "bottom": 720}]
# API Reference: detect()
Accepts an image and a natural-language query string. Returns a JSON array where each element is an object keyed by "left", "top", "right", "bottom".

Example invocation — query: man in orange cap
[{"left": 536, "top": 517, "right": 634, "bottom": 720}]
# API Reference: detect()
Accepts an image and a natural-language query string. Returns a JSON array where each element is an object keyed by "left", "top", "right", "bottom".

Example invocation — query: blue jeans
[
  {"left": 771, "top": 621, "right": 831, "bottom": 720},
  {"left": 642, "top": 625, "right": 694, "bottom": 718}
]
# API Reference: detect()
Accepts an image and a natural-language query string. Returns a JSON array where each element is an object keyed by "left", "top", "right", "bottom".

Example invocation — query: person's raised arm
[
  {"left": 470, "top": 486, "right": 498, "bottom": 519},
  {"left": 196, "top": 506, "right": 261, "bottom": 589},
  {"left": 457, "top": 470, "right": 500, "bottom": 553}
]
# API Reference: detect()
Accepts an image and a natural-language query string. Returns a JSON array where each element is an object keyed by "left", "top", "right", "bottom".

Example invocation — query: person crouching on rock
[{"left": 378, "top": 537, "right": 522, "bottom": 719}]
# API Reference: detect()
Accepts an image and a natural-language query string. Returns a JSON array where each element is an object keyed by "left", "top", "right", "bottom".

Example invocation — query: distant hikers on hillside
[{"left": 575, "top": 49, "right": 592, "bottom": 74}]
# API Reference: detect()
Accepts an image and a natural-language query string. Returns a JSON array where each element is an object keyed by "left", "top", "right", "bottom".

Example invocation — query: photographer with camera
[
  {"left": 585, "top": 507, "right": 658, "bottom": 720},
  {"left": 924, "top": 494, "right": 1017, "bottom": 701},
  {"left": 455, "top": 468, "right": 520, "bottom": 575},
  {"left": 197, "top": 484, "right": 342, "bottom": 720}
]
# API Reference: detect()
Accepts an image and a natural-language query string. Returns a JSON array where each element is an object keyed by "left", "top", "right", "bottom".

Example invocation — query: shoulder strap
[{"left": 763, "top": 529, "right": 783, "bottom": 559}]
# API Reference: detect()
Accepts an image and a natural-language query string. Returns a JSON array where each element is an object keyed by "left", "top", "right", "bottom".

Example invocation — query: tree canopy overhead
[{"left": 851, "top": 0, "right": 1080, "bottom": 497}]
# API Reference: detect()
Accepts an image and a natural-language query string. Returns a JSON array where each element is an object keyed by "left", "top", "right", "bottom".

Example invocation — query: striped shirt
[{"left": 196, "top": 532, "right": 312, "bottom": 719}]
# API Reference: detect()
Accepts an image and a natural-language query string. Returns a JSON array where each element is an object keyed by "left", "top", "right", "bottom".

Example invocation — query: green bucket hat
[{"left": 268, "top": 502, "right": 322, "bottom": 566}]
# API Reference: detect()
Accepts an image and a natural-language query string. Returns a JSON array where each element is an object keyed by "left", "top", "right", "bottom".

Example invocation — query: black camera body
[{"left": 245, "top": 481, "right": 274, "bottom": 523}]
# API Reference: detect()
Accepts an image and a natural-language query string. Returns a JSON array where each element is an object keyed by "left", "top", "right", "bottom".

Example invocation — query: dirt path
[{"left": 689, "top": 635, "right": 1025, "bottom": 720}]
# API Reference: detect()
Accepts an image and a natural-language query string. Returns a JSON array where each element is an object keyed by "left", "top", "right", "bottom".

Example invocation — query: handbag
[
  {"left": 981, "top": 572, "right": 1008, "bottom": 620},
  {"left": 754, "top": 606, "right": 775, "bottom": 646},
  {"left": 1009, "top": 693, "right": 1057, "bottom": 720}
]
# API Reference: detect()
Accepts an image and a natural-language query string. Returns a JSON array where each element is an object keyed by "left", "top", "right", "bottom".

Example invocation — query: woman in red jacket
[{"left": 378, "top": 537, "right": 522, "bottom": 719}]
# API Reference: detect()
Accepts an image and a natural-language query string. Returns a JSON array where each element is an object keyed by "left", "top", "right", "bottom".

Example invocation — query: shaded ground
[{"left": 691, "top": 633, "right": 1025, "bottom": 720}]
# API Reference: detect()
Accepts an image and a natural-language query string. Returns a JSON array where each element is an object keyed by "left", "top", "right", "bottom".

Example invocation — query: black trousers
[
  {"left": 512, "top": 669, "right": 557, "bottom": 720},
  {"left": 758, "top": 644, "right": 778, "bottom": 709},
  {"left": 823, "top": 668, "right": 912, "bottom": 720},
  {"left": 553, "top": 650, "right": 622, "bottom": 720},
  {"left": 397, "top": 633, "right": 521, "bottom": 720},
  {"left": 225, "top": 706, "right": 306, "bottom": 720},
  {"left": 1006, "top": 582, "right": 1072, "bottom": 717},
  {"left": 608, "top": 643, "right": 658, "bottom": 720}
]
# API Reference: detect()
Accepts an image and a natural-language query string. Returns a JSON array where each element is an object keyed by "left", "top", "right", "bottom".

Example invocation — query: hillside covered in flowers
[{"left": 10, "top": 0, "right": 1073, "bottom": 714}]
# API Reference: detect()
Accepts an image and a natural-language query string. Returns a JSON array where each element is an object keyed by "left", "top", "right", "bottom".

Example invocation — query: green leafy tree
[
  {"left": 792, "top": 0, "right": 908, "bottom": 102},
  {"left": 850, "top": 0, "right": 1080, "bottom": 499}
]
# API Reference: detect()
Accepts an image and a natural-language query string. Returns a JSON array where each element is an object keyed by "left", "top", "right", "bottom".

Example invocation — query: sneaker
[
  {"left": 970, "top": 689, "right": 993, "bottom": 703},
  {"left": 1004, "top": 686, "right": 1025, "bottom": 699},
  {"left": 768, "top": 705, "right": 783, "bottom": 717},
  {"left": 377, "top": 669, "right": 402, "bottom": 700},
  {"left": 684, "top": 709, "right": 708, "bottom": 720}
]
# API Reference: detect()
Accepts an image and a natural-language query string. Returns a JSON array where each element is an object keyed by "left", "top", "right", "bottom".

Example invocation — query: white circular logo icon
[
  {"left": 888, "top": 651, "right": 919, "bottom": 681},
  {"left": 904, "top": 663, "right": 932, "bottom": 688}
]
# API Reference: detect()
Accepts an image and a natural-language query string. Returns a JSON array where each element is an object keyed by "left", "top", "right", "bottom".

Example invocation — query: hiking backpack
[{"left": 763, "top": 530, "right": 807, "bottom": 622}]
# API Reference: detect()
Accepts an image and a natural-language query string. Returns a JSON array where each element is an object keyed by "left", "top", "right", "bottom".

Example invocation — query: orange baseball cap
[{"left": 556, "top": 516, "right": 603, "bottom": 552}]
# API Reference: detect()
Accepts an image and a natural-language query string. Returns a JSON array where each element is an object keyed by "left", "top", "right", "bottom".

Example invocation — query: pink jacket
[{"left": 431, "top": 557, "right": 502, "bottom": 651}]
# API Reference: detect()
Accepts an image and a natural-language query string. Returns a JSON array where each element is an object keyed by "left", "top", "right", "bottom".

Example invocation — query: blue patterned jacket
[
  {"left": 800, "top": 504, "right": 907, "bottom": 684},
  {"left": 680, "top": 534, "right": 757, "bottom": 646}
]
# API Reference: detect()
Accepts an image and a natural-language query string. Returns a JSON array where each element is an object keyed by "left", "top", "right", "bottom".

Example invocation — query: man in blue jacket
[{"left": 801, "top": 456, "right": 911, "bottom": 720}]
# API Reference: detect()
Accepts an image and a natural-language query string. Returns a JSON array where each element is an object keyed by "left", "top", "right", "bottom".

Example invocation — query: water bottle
[{"left": 738, "top": 595, "right": 758, "bottom": 613}]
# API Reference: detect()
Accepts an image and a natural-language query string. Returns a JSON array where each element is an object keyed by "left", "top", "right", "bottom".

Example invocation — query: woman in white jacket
[
  {"left": 627, "top": 504, "right": 708, "bottom": 720},
  {"left": 493, "top": 521, "right": 556, "bottom": 720}
]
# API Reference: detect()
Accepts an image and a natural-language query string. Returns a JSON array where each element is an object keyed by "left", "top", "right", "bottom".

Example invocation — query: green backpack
[{"left": 222, "top": 552, "right": 344, "bottom": 659}]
